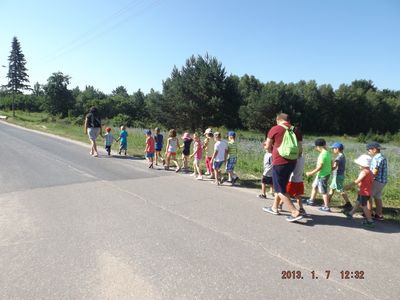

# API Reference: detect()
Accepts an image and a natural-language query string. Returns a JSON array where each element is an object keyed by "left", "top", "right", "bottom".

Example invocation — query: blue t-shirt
[
  {"left": 335, "top": 153, "right": 346, "bottom": 176},
  {"left": 154, "top": 134, "right": 164, "bottom": 150},
  {"left": 119, "top": 130, "right": 128, "bottom": 144}
]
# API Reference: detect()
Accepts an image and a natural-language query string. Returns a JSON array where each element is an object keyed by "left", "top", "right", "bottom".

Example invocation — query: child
[
  {"left": 328, "top": 142, "right": 352, "bottom": 210},
  {"left": 104, "top": 127, "right": 115, "bottom": 156},
  {"left": 343, "top": 154, "right": 374, "bottom": 228},
  {"left": 164, "top": 129, "right": 181, "bottom": 172},
  {"left": 367, "top": 142, "right": 387, "bottom": 221},
  {"left": 305, "top": 138, "right": 332, "bottom": 212},
  {"left": 190, "top": 132, "right": 203, "bottom": 180},
  {"left": 226, "top": 131, "right": 239, "bottom": 185},
  {"left": 144, "top": 130, "right": 155, "bottom": 168},
  {"left": 287, "top": 154, "right": 306, "bottom": 215},
  {"left": 181, "top": 132, "right": 193, "bottom": 172},
  {"left": 210, "top": 132, "right": 228, "bottom": 185},
  {"left": 203, "top": 128, "right": 215, "bottom": 178},
  {"left": 258, "top": 141, "right": 273, "bottom": 199},
  {"left": 116, "top": 125, "right": 128, "bottom": 155},
  {"left": 154, "top": 127, "right": 165, "bottom": 166}
]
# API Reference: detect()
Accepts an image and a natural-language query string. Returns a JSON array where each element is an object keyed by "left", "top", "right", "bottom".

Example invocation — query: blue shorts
[
  {"left": 226, "top": 157, "right": 237, "bottom": 171},
  {"left": 272, "top": 163, "right": 296, "bottom": 194},
  {"left": 357, "top": 195, "right": 369, "bottom": 206},
  {"left": 146, "top": 152, "right": 154, "bottom": 158},
  {"left": 213, "top": 161, "right": 224, "bottom": 170},
  {"left": 120, "top": 142, "right": 127, "bottom": 150}
]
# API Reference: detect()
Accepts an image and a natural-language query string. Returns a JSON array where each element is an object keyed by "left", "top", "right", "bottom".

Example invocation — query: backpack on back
[{"left": 277, "top": 124, "right": 299, "bottom": 160}]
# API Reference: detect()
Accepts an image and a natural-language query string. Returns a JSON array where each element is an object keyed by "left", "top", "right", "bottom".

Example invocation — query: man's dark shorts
[{"left": 272, "top": 163, "right": 296, "bottom": 194}]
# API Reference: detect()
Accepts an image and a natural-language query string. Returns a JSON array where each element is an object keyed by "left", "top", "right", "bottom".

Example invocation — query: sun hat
[
  {"left": 228, "top": 131, "right": 236, "bottom": 137},
  {"left": 354, "top": 154, "right": 372, "bottom": 167},
  {"left": 330, "top": 142, "right": 344, "bottom": 150},
  {"left": 204, "top": 128, "right": 213, "bottom": 134},
  {"left": 182, "top": 132, "right": 191, "bottom": 140},
  {"left": 314, "top": 138, "right": 326, "bottom": 147},
  {"left": 366, "top": 142, "right": 383, "bottom": 150}
]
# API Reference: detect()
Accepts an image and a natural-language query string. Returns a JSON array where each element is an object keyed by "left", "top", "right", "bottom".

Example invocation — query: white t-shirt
[
  {"left": 289, "top": 155, "right": 304, "bottom": 183},
  {"left": 214, "top": 140, "right": 228, "bottom": 162}
]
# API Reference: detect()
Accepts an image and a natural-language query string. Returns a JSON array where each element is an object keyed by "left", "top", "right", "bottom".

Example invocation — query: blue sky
[{"left": 1, "top": 0, "right": 399, "bottom": 94}]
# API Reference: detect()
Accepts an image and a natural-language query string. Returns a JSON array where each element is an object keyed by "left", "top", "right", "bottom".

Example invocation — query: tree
[
  {"left": 4, "top": 37, "right": 30, "bottom": 116},
  {"left": 43, "top": 72, "right": 75, "bottom": 117}
]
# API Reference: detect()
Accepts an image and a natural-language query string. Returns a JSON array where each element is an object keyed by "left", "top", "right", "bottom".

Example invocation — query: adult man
[{"left": 263, "top": 113, "right": 303, "bottom": 222}]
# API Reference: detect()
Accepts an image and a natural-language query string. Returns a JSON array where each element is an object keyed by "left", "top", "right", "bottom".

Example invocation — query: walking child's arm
[
  {"left": 165, "top": 138, "right": 170, "bottom": 155},
  {"left": 211, "top": 150, "right": 218, "bottom": 163},
  {"left": 306, "top": 162, "right": 323, "bottom": 177},
  {"left": 332, "top": 160, "right": 338, "bottom": 171},
  {"left": 203, "top": 138, "right": 208, "bottom": 150},
  {"left": 265, "top": 138, "right": 273, "bottom": 153},
  {"left": 345, "top": 170, "right": 367, "bottom": 190}
]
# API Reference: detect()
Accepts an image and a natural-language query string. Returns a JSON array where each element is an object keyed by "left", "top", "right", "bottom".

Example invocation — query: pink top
[
  {"left": 146, "top": 136, "right": 155, "bottom": 153},
  {"left": 358, "top": 169, "right": 374, "bottom": 196},
  {"left": 193, "top": 140, "right": 202, "bottom": 160}
]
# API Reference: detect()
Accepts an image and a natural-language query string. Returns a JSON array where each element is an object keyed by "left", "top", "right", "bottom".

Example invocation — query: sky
[{"left": 1, "top": 0, "right": 399, "bottom": 94}]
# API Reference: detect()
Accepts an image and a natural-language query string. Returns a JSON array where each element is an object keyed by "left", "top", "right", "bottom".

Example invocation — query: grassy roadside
[{"left": 2, "top": 110, "right": 399, "bottom": 223}]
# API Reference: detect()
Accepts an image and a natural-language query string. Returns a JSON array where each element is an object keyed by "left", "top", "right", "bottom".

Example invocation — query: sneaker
[
  {"left": 262, "top": 207, "right": 280, "bottom": 215},
  {"left": 286, "top": 214, "right": 303, "bottom": 222},
  {"left": 190, "top": 173, "right": 196, "bottom": 177},
  {"left": 232, "top": 176, "right": 239, "bottom": 184},
  {"left": 196, "top": 175, "right": 203, "bottom": 180},
  {"left": 318, "top": 206, "right": 331, "bottom": 212},
  {"left": 299, "top": 208, "right": 307, "bottom": 215},
  {"left": 306, "top": 199, "right": 315, "bottom": 206},
  {"left": 204, "top": 172, "right": 210, "bottom": 176},
  {"left": 373, "top": 215, "right": 384, "bottom": 221},
  {"left": 342, "top": 202, "right": 353, "bottom": 210},
  {"left": 362, "top": 220, "right": 375, "bottom": 228},
  {"left": 258, "top": 194, "right": 267, "bottom": 199},
  {"left": 175, "top": 167, "right": 181, "bottom": 173},
  {"left": 343, "top": 211, "right": 353, "bottom": 219}
]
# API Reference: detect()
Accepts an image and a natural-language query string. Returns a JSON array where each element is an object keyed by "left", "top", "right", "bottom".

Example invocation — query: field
[{"left": 2, "top": 110, "right": 399, "bottom": 223}]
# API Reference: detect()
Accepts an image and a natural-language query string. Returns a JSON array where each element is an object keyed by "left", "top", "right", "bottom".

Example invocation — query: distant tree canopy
[{"left": 1, "top": 51, "right": 399, "bottom": 135}]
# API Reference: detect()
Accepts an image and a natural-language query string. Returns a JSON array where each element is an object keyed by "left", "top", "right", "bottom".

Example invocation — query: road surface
[{"left": 0, "top": 121, "right": 399, "bottom": 299}]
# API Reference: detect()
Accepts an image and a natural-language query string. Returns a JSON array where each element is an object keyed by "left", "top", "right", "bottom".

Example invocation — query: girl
[
  {"left": 181, "top": 132, "right": 193, "bottom": 172},
  {"left": 190, "top": 133, "right": 203, "bottom": 180},
  {"left": 164, "top": 129, "right": 181, "bottom": 172},
  {"left": 203, "top": 128, "right": 215, "bottom": 178},
  {"left": 154, "top": 127, "right": 165, "bottom": 166}
]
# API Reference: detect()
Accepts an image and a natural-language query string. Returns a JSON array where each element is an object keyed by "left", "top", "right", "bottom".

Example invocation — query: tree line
[{"left": 1, "top": 37, "right": 400, "bottom": 136}]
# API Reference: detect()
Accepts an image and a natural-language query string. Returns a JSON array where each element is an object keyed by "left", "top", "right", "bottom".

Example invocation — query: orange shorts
[{"left": 286, "top": 182, "right": 304, "bottom": 197}]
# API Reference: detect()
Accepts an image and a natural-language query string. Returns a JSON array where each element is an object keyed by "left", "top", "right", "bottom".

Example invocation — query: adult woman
[{"left": 84, "top": 107, "right": 102, "bottom": 157}]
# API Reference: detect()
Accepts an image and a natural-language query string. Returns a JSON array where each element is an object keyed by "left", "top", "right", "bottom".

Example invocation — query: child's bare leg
[
  {"left": 322, "top": 193, "right": 330, "bottom": 207},
  {"left": 261, "top": 183, "right": 266, "bottom": 196},
  {"left": 297, "top": 196, "right": 304, "bottom": 209},
  {"left": 328, "top": 189, "right": 335, "bottom": 202},
  {"left": 341, "top": 192, "right": 350, "bottom": 204},
  {"left": 309, "top": 186, "right": 317, "bottom": 201},
  {"left": 361, "top": 205, "right": 373, "bottom": 222}
]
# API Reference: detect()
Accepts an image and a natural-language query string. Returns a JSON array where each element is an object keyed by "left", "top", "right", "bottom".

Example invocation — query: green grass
[{"left": 2, "top": 110, "right": 399, "bottom": 223}]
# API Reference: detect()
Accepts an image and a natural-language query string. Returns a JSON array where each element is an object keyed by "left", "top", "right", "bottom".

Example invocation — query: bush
[{"left": 111, "top": 113, "right": 132, "bottom": 127}]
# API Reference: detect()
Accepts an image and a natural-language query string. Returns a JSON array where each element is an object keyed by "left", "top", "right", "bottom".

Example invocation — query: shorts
[
  {"left": 312, "top": 175, "right": 330, "bottom": 194},
  {"left": 371, "top": 181, "right": 386, "bottom": 199},
  {"left": 226, "top": 157, "right": 237, "bottom": 171},
  {"left": 155, "top": 147, "right": 162, "bottom": 152},
  {"left": 87, "top": 127, "right": 100, "bottom": 141},
  {"left": 286, "top": 181, "right": 304, "bottom": 197},
  {"left": 146, "top": 152, "right": 154, "bottom": 158},
  {"left": 167, "top": 152, "right": 176, "bottom": 156},
  {"left": 262, "top": 176, "right": 273, "bottom": 185},
  {"left": 272, "top": 163, "right": 296, "bottom": 194},
  {"left": 330, "top": 175, "right": 345, "bottom": 192},
  {"left": 357, "top": 194, "right": 369, "bottom": 206},
  {"left": 213, "top": 160, "right": 224, "bottom": 170},
  {"left": 119, "top": 142, "right": 127, "bottom": 150}
]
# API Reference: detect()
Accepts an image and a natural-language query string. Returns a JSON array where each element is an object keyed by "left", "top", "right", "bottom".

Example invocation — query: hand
[{"left": 305, "top": 171, "right": 312, "bottom": 177}]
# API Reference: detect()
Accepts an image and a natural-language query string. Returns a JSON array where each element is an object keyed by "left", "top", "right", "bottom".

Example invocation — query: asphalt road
[{"left": 0, "top": 121, "right": 399, "bottom": 299}]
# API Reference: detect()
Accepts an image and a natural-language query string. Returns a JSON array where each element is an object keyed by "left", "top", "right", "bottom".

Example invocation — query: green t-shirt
[
  {"left": 228, "top": 140, "right": 237, "bottom": 159},
  {"left": 317, "top": 149, "right": 332, "bottom": 177}
]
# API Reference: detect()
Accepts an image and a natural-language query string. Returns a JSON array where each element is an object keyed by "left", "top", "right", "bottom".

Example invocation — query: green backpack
[{"left": 278, "top": 124, "right": 299, "bottom": 160}]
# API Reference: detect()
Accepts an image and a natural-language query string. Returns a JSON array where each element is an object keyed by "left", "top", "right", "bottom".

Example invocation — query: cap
[
  {"left": 366, "top": 142, "right": 382, "bottom": 150},
  {"left": 182, "top": 132, "right": 191, "bottom": 140},
  {"left": 145, "top": 129, "right": 151, "bottom": 135},
  {"left": 204, "top": 128, "right": 213, "bottom": 134},
  {"left": 228, "top": 131, "right": 236, "bottom": 137},
  {"left": 330, "top": 142, "right": 344, "bottom": 150},
  {"left": 354, "top": 154, "right": 372, "bottom": 167},
  {"left": 314, "top": 138, "right": 326, "bottom": 147}
]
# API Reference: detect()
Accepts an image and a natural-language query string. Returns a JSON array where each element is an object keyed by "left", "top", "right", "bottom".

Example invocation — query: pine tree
[{"left": 5, "top": 36, "right": 30, "bottom": 116}]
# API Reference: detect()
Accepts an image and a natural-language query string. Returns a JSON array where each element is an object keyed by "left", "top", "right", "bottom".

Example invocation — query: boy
[
  {"left": 328, "top": 142, "right": 352, "bottom": 210},
  {"left": 145, "top": 130, "right": 155, "bottom": 168},
  {"left": 367, "top": 142, "right": 387, "bottom": 221},
  {"left": 116, "top": 125, "right": 128, "bottom": 155},
  {"left": 305, "top": 138, "right": 332, "bottom": 212},
  {"left": 203, "top": 128, "right": 215, "bottom": 178},
  {"left": 210, "top": 132, "right": 228, "bottom": 185},
  {"left": 287, "top": 154, "right": 306, "bottom": 215},
  {"left": 343, "top": 154, "right": 374, "bottom": 228},
  {"left": 259, "top": 141, "right": 273, "bottom": 199},
  {"left": 104, "top": 127, "right": 115, "bottom": 156},
  {"left": 154, "top": 127, "right": 165, "bottom": 166},
  {"left": 226, "top": 131, "right": 239, "bottom": 185}
]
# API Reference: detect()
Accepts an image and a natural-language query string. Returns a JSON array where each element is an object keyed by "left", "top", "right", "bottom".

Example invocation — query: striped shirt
[
  {"left": 105, "top": 133, "right": 114, "bottom": 146},
  {"left": 227, "top": 140, "right": 238, "bottom": 159},
  {"left": 370, "top": 153, "right": 388, "bottom": 184}
]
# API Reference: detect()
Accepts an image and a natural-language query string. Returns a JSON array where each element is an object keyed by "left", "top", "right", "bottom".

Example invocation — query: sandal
[
  {"left": 286, "top": 214, "right": 303, "bottom": 222},
  {"left": 262, "top": 207, "right": 280, "bottom": 215}
]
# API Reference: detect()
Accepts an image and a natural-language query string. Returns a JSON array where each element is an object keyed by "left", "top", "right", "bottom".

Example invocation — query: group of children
[
  {"left": 102, "top": 126, "right": 239, "bottom": 185},
  {"left": 260, "top": 138, "right": 388, "bottom": 228}
]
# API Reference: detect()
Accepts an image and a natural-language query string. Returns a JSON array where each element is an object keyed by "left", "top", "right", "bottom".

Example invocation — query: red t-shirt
[
  {"left": 267, "top": 122, "right": 302, "bottom": 166},
  {"left": 358, "top": 169, "right": 373, "bottom": 196},
  {"left": 146, "top": 136, "right": 155, "bottom": 153}
]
